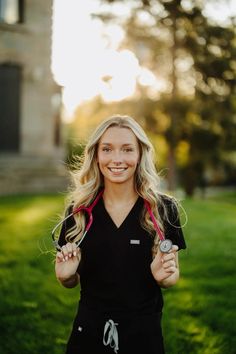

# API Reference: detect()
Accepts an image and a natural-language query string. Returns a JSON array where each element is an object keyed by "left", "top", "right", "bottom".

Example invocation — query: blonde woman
[{"left": 54, "top": 115, "right": 186, "bottom": 354}]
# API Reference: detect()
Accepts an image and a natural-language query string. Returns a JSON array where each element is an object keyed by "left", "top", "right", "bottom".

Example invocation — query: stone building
[{"left": 0, "top": 0, "right": 67, "bottom": 195}]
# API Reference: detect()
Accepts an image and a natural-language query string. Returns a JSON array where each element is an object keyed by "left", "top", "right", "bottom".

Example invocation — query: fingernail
[
  {"left": 73, "top": 251, "right": 76, "bottom": 257},
  {"left": 69, "top": 253, "right": 72, "bottom": 258},
  {"left": 65, "top": 256, "right": 68, "bottom": 261}
]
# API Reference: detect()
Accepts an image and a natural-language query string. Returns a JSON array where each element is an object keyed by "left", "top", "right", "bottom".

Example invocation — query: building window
[
  {"left": 0, "top": 0, "right": 24, "bottom": 25},
  {"left": 51, "top": 93, "right": 62, "bottom": 147},
  {"left": 0, "top": 64, "right": 21, "bottom": 152}
]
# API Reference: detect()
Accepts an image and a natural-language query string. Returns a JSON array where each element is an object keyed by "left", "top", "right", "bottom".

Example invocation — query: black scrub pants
[{"left": 65, "top": 304, "right": 165, "bottom": 354}]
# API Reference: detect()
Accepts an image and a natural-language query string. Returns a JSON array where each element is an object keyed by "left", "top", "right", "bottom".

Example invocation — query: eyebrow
[{"left": 100, "top": 143, "right": 135, "bottom": 147}]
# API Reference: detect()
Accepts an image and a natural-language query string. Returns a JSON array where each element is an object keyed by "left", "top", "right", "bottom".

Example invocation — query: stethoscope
[{"left": 52, "top": 189, "right": 172, "bottom": 253}]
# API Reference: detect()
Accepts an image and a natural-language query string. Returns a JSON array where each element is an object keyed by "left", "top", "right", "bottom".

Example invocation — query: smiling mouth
[{"left": 108, "top": 167, "right": 128, "bottom": 173}]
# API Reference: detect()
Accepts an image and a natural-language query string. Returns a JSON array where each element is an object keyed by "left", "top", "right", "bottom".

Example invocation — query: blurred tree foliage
[{"left": 71, "top": 0, "right": 236, "bottom": 196}]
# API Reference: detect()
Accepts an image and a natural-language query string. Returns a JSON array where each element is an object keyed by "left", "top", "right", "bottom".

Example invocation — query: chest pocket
[
  {"left": 114, "top": 234, "right": 152, "bottom": 287},
  {"left": 127, "top": 234, "right": 152, "bottom": 266}
]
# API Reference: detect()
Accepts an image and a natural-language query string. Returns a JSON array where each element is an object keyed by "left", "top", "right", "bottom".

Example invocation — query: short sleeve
[
  {"left": 58, "top": 205, "right": 76, "bottom": 248},
  {"left": 159, "top": 196, "right": 186, "bottom": 250}
]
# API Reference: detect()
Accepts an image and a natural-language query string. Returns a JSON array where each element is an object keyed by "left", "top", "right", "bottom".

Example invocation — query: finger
[
  {"left": 171, "top": 245, "right": 179, "bottom": 252},
  {"left": 71, "top": 243, "right": 80, "bottom": 258},
  {"left": 162, "top": 252, "right": 175, "bottom": 263},
  {"left": 162, "top": 245, "right": 178, "bottom": 260},
  {"left": 65, "top": 242, "right": 74, "bottom": 258},
  {"left": 71, "top": 242, "right": 77, "bottom": 257},
  {"left": 56, "top": 251, "right": 65, "bottom": 263},
  {"left": 164, "top": 266, "right": 177, "bottom": 274},
  {"left": 163, "top": 260, "right": 176, "bottom": 269},
  {"left": 61, "top": 245, "right": 71, "bottom": 261}
]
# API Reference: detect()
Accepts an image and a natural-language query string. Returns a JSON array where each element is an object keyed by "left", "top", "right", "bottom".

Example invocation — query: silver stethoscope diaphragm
[{"left": 159, "top": 239, "right": 173, "bottom": 253}]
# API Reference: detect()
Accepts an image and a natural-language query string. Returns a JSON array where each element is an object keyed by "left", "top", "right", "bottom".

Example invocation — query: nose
[{"left": 111, "top": 150, "right": 122, "bottom": 164}]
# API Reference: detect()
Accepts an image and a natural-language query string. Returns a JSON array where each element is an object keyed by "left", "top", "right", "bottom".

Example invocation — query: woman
[{"left": 54, "top": 115, "right": 186, "bottom": 354}]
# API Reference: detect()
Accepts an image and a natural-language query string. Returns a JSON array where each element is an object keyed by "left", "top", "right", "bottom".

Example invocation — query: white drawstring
[{"left": 103, "top": 319, "right": 119, "bottom": 353}]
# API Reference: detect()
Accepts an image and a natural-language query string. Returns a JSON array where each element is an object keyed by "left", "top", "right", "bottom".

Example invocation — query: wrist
[{"left": 58, "top": 273, "right": 79, "bottom": 288}]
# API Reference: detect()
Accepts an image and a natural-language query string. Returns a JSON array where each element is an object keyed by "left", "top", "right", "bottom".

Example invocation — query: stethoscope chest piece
[{"left": 159, "top": 239, "right": 172, "bottom": 253}]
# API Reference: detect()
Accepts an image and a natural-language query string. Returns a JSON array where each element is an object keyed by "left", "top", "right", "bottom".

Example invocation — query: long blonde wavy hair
[{"left": 65, "top": 115, "right": 169, "bottom": 254}]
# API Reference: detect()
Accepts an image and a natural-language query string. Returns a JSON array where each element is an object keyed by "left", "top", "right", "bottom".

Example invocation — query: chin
[{"left": 107, "top": 175, "right": 134, "bottom": 184}]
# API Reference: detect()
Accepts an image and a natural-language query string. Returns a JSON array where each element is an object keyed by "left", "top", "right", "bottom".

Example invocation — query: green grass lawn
[
  {"left": 0, "top": 192, "right": 235, "bottom": 354},
  {"left": 163, "top": 192, "right": 236, "bottom": 354}
]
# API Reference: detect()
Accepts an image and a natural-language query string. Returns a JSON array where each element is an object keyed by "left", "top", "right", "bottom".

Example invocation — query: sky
[
  {"left": 52, "top": 0, "right": 156, "bottom": 120},
  {"left": 52, "top": 0, "right": 236, "bottom": 121}
]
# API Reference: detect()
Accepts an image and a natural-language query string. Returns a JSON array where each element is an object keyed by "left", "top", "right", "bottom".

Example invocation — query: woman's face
[{"left": 97, "top": 126, "right": 140, "bottom": 185}]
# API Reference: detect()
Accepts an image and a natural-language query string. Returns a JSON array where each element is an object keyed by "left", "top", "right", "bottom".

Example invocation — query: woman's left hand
[{"left": 150, "top": 245, "right": 179, "bottom": 287}]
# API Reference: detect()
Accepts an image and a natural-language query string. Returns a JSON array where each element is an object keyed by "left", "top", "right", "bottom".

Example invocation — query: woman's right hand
[{"left": 55, "top": 242, "right": 81, "bottom": 283}]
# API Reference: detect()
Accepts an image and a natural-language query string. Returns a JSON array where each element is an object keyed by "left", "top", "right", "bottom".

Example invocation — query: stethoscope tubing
[{"left": 52, "top": 190, "right": 172, "bottom": 253}]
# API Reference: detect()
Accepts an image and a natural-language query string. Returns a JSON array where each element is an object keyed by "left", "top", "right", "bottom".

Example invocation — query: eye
[
  {"left": 102, "top": 147, "right": 111, "bottom": 152},
  {"left": 123, "top": 147, "right": 134, "bottom": 152}
]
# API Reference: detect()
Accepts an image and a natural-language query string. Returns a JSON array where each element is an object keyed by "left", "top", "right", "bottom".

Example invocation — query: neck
[{"left": 103, "top": 181, "right": 138, "bottom": 205}]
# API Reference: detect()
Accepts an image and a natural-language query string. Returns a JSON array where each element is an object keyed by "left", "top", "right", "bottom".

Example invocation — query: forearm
[{"left": 58, "top": 272, "right": 80, "bottom": 288}]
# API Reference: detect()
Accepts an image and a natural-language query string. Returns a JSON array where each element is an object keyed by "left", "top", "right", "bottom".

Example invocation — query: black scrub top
[{"left": 59, "top": 194, "right": 186, "bottom": 316}]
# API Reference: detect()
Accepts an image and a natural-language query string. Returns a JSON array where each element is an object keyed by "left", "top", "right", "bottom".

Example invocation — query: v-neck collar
[{"left": 100, "top": 196, "right": 143, "bottom": 231}]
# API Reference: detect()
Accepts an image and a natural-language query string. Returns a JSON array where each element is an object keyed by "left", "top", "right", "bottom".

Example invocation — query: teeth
[{"left": 109, "top": 168, "right": 126, "bottom": 172}]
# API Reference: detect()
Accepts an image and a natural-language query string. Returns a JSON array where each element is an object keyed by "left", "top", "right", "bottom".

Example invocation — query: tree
[{"left": 95, "top": 0, "right": 236, "bottom": 195}]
